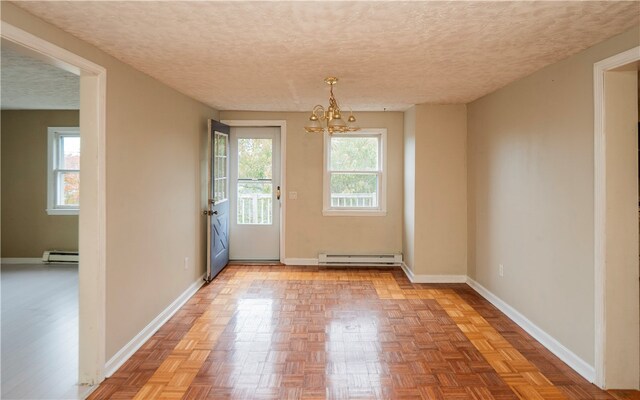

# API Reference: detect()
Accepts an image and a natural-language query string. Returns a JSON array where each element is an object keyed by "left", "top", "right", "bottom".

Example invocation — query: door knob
[
  {"left": 276, "top": 186, "right": 281, "bottom": 200},
  {"left": 203, "top": 210, "right": 218, "bottom": 216}
]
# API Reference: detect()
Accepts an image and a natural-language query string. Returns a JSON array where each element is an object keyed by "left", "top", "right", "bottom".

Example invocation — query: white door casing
[
  {"left": 593, "top": 46, "right": 640, "bottom": 389},
  {"left": 0, "top": 22, "right": 108, "bottom": 385}
]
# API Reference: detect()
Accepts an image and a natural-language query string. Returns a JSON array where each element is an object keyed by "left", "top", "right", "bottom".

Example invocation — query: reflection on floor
[
  {"left": 88, "top": 265, "right": 631, "bottom": 399},
  {"left": 610, "top": 391, "right": 640, "bottom": 400},
  {"left": 1, "top": 263, "right": 89, "bottom": 400}
]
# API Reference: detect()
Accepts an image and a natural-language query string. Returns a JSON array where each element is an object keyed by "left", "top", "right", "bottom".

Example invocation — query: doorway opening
[
  {"left": 222, "top": 120, "right": 287, "bottom": 263},
  {"left": 594, "top": 46, "right": 640, "bottom": 389},
  {"left": 1, "top": 22, "right": 107, "bottom": 395},
  {"left": 1, "top": 41, "right": 81, "bottom": 399}
]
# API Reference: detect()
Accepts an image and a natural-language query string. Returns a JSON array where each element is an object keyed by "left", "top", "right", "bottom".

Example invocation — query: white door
[{"left": 229, "top": 126, "right": 281, "bottom": 260}]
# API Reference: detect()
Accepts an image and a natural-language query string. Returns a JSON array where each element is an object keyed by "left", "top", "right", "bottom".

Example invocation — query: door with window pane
[
  {"left": 229, "top": 126, "right": 281, "bottom": 260},
  {"left": 206, "top": 120, "right": 230, "bottom": 280}
]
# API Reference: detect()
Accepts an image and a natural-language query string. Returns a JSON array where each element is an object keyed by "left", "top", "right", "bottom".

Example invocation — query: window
[
  {"left": 47, "top": 127, "right": 80, "bottom": 215},
  {"left": 237, "top": 137, "right": 273, "bottom": 225},
  {"left": 323, "top": 129, "right": 387, "bottom": 216}
]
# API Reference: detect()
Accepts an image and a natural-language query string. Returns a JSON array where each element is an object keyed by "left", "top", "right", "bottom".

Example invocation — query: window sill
[
  {"left": 322, "top": 209, "right": 387, "bottom": 217},
  {"left": 47, "top": 208, "right": 79, "bottom": 216}
]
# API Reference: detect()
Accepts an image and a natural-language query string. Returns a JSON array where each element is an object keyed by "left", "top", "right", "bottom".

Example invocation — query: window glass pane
[
  {"left": 238, "top": 138, "right": 272, "bottom": 179},
  {"left": 60, "top": 136, "right": 80, "bottom": 169},
  {"left": 219, "top": 134, "right": 227, "bottom": 156},
  {"left": 330, "top": 137, "right": 378, "bottom": 171},
  {"left": 330, "top": 173, "right": 378, "bottom": 208},
  {"left": 215, "top": 133, "right": 227, "bottom": 157},
  {"left": 213, "top": 133, "right": 228, "bottom": 202},
  {"left": 237, "top": 182, "right": 272, "bottom": 225},
  {"left": 214, "top": 178, "right": 227, "bottom": 202},
  {"left": 215, "top": 156, "right": 227, "bottom": 180},
  {"left": 57, "top": 172, "right": 80, "bottom": 206}
]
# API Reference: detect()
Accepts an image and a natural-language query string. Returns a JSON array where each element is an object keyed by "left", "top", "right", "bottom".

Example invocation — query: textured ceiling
[
  {"left": 1, "top": 45, "right": 79, "bottom": 110},
  {"left": 12, "top": 1, "right": 640, "bottom": 111}
]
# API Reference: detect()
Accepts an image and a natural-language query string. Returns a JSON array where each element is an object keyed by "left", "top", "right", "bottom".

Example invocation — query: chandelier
[{"left": 304, "top": 77, "right": 360, "bottom": 134}]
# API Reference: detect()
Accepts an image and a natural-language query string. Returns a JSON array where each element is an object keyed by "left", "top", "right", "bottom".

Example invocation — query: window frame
[
  {"left": 323, "top": 128, "right": 387, "bottom": 217},
  {"left": 47, "top": 127, "right": 80, "bottom": 215}
]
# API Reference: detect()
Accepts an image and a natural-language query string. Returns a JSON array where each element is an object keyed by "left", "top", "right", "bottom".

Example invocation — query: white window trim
[
  {"left": 323, "top": 128, "right": 387, "bottom": 217},
  {"left": 47, "top": 127, "right": 80, "bottom": 215}
]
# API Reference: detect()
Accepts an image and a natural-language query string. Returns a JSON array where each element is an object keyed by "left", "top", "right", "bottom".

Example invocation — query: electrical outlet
[
  {"left": 499, "top": 264, "right": 504, "bottom": 277},
  {"left": 184, "top": 257, "right": 189, "bottom": 270},
  {"left": 289, "top": 191, "right": 298, "bottom": 200}
]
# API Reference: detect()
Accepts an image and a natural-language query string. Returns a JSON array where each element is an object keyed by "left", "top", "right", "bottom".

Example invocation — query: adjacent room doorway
[
  {"left": 594, "top": 46, "right": 640, "bottom": 389},
  {"left": 229, "top": 126, "right": 281, "bottom": 261}
]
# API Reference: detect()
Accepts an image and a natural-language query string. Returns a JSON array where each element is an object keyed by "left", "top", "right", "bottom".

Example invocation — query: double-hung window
[
  {"left": 47, "top": 127, "right": 80, "bottom": 215},
  {"left": 323, "top": 129, "right": 387, "bottom": 216}
]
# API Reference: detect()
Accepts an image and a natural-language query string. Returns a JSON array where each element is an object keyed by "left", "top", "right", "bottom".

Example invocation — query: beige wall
[
  {"left": 404, "top": 105, "right": 467, "bottom": 276},
  {"left": 467, "top": 25, "right": 640, "bottom": 366},
  {"left": 603, "top": 67, "right": 639, "bottom": 388},
  {"left": 1, "top": 110, "right": 79, "bottom": 257},
  {"left": 220, "top": 111, "right": 404, "bottom": 259},
  {"left": 1, "top": 3, "right": 218, "bottom": 359}
]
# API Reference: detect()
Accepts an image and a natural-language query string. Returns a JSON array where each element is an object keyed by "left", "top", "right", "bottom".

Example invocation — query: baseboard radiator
[
  {"left": 42, "top": 250, "right": 79, "bottom": 263},
  {"left": 318, "top": 253, "right": 402, "bottom": 266}
]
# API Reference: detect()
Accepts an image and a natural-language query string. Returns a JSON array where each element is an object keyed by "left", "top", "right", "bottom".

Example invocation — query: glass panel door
[{"left": 229, "top": 126, "right": 281, "bottom": 261}]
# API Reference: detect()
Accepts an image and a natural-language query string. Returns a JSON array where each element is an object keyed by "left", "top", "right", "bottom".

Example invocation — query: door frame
[
  {"left": 222, "top": 120, "right": 287, "bottom": 263},
  {"left": 1, "top": 22, "right": 107, "bottom": 385},
  {"left": 593, "top": 45, "right": 640, "bottom": 388}
]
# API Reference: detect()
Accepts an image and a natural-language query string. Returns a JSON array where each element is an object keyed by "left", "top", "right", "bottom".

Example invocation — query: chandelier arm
[
  {"left": 304, "top": 77, "right": 360, "bottom": 134},
  {"left": 312, "top": 104, "right": 326, "bottom": 120}
]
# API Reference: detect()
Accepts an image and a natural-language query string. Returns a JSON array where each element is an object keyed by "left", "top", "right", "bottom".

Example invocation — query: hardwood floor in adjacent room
[
  {"left": 89, "top": 265, "right": 632, "bottom": 399},
  {"left": 1, "top": 263, "right": 91, "bottom": 400}
]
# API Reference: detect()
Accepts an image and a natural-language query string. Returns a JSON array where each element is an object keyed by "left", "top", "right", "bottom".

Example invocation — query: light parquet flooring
[{"left": 89, "top": 266, "right": 629, "bottom": 399}]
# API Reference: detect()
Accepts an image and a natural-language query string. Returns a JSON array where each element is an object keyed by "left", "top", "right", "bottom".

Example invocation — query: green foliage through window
[{"left": 328, "top": 135, "right": 381, "bottom": 209}]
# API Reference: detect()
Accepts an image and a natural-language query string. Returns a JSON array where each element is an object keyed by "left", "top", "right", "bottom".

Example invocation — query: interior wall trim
[
  {"left": 0, "top": 20, "right": 107, "bottom": 385},
  {"left": 104, "top": 274, "right": 205, "bottom": 378},
  {"left": 466, "top": 277, "right": 596, "bottom": 383},
  {"left": 0, "top": 258, "right": 44, "bottom": 264},
  {"left": 593, "top": 45, "right": 640, "bottom": 389},
  {"left": 220, "top": 120, "right": 287, "bottom": 264},
  {"left": 283, "top": 258, "right": 319, "bottom": 266},
  {"left": 401, "top": 262, "right": 467, "bottom": 283}
]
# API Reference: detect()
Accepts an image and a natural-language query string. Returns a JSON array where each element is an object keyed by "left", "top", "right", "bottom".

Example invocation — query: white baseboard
[
  {"left": 283, "top": 258, "right": 319, "bottom": 266},
  {"left": 1, "top": 258, "right": 43, "bottom": 264},
  {"left": 104, "top": 274, "right": 205, "bottom": 377},
  {"left": 401, "top": 262, "right": 467, "bottom": 283},
  {"left": 466, "top": 277, "right": 595, "bottom": 383}
]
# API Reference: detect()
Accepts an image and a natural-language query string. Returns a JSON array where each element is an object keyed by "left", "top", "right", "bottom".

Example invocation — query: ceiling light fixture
[{"left": 304, "top": 77, "right": 359, "bottom": 134}]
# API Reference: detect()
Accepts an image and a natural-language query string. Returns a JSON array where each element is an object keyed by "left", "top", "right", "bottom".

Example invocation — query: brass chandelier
[{"left": 304, "top": 77, "right": 360, "bottom": 134}]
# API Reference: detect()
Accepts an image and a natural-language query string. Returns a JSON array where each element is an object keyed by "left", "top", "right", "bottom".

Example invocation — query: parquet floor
[{"left": 88, "top": 266, "right": 627, "bottom": 399}]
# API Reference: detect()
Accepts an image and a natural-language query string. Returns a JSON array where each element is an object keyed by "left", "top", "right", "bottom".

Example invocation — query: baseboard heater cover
[
  {"left": 42, "top": 250, "right": 79, "bottom": 263},
  {"left": 318, "top": 253, "right": 402, "bottom": 266}
]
